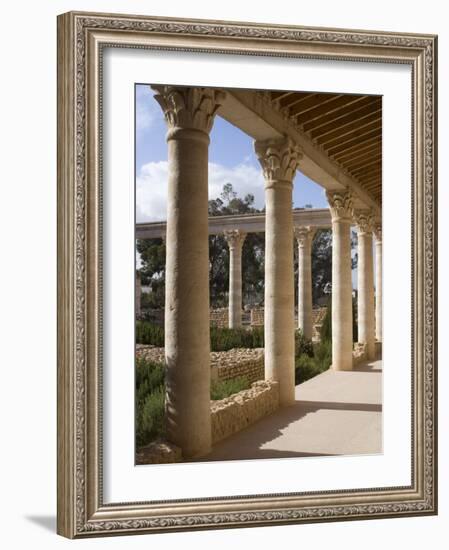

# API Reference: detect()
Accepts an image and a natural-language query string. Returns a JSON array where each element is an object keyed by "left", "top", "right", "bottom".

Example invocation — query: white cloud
[{"left": 136, "top": 161, "right": 265, "bottom": 223}]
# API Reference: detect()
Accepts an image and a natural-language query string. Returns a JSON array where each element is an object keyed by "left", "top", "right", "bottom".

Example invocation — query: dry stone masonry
[
  {"left": 209, "top": 308, "right": 229, "bottom": 328},
  {"left": 137, "top": 345, "right": 264, "bottom": 384},
  {"left": 211, "top": 380, "right": 279, "bottom": 444}
]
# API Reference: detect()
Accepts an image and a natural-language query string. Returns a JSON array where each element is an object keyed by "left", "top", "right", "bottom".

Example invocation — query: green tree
[{"left": 136, "top": 237, "right": 166, "bottom": 309}]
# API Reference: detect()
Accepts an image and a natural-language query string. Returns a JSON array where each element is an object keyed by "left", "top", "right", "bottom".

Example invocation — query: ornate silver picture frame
[{"left": 57, "top": 11, "right": 437, "bottom": 538}]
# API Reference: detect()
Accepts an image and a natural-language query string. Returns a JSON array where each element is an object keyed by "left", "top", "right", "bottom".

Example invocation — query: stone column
[
  {"left": 255, "top": 138, "right": 301, "bottom": 405},
  {"left": 224, "top": 230, "right": 246, "bottom": 328},
  {"left": 152, "top": 86, "right": 225, "bottom": 457},
  {"left": 294, "top": 226, "right": 315, "bottom": 340},
  {"left": 136, "top": 270, "right": 142, "bottom": 319},
  {"left": 355, "top": 211, "right": 376, "bottom": 360},
  {"left": 374, "top": 224, "right": 382, "bottom": 342},
  {"left": 326, "top": 190, "right": 354, "bottom": 371}
]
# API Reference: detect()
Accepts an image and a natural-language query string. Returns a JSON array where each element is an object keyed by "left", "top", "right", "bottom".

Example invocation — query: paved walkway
[{"left": 200, "top": 359, "right": 382, "bottom": 462}]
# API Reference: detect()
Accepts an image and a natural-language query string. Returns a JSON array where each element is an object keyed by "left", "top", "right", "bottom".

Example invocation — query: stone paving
[{"left": 199, "top": 359, "right": 382, "bottom": 461}]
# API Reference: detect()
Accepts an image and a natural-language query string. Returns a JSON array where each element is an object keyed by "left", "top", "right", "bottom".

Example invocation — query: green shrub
[
  {"left": 314, "top": 338, "right": 332, "bottom": 370},
  {"left": 136, "top": 322, "right": 266, "bottom": 351},
  {"left": 295, "top": 339, "right": 332, "bottom": 384},
  {"left": 320, "top": 298, "right": 332, "bottom": 342},
  {"left": 135, "top": 358, "right": 166, "bottom": 448},
  {"left": 135, "top": 357, "right": 252, "bottom": 447},
  {"left": 295, "top": 329, "right": 314, "bottom": 357},
  {"left": 210, "top": 376, "right": 251, "bottom": 400},
  {"left": 295, "top": 354, "right": 322, "bottom": 384},
  {"left": 136, "top": 385, "right": 165, "bottom": 448},
  {"left": 136, "top": 321, "right": 164, "bottom": 346},
  {"left": 135, "top": 357, "right": 165, "bottom": 401},
  {"left": 210, "top": 326, "right": 264, "bottom": 351}
]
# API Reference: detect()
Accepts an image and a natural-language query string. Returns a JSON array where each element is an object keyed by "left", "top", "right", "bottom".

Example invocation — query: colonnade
[{"left": 148, "top": 85, "right": 382, "bottom": 457}]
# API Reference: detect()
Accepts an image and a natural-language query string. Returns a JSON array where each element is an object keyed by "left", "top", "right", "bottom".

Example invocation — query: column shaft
[
  {"left": 295, "top": 227, "right": 315, "bottom": 340},
  {"left": 356, "top": 213, "right": 375, "bottom": 360},
  {"left": 327, "top": 191, "right": 354, "bottom": 371},
  {"left": 375, "top": 228, "right": 382, "bottom": 342},
  {"left": 152, "top": 86, "right": 225, "bottom": 457},
  {"left": 255, "top": 138, "right": 301, "bottom": 405},
  {"left": 224, "top": 230, "right": 246, "bottom": 328}
]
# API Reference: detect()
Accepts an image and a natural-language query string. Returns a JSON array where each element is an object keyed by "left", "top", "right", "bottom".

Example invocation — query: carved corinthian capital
[
  {"left": 326, "top": 190, "right": 354, "bottom": 223},
  {"left": 223, "top": 229, "right": 246, "bottom": 250},
  {"left": 254, "top": 137, "right": 302, "bottom": 185},
  {"left": 354, "top": 210, "right": 375, "bottom": 235},
  {"left": 151, "top": 86, "right": 226, "bottom": 134},
  {"left": 294, "top": 226, "right": 316, "bottom": 249}
]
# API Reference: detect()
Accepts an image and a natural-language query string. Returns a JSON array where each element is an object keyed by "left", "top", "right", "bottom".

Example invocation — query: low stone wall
[
  {"left": 211, "top": 380, "right": 279, "bottom": 444},
  {"left": 212, "top": 348, "right": 264, "bottom": 383},
  {"left": 210, "top": 308, "right": 229, "bottom": 328},
  {"left": 250, "top": 307, "right": 264, "bottom": 326},
  {"left": 136, "top": 344, "right": 165, "bottom": 364},
  {"left": 353, "top": 342, "right": 367, "bottom": 366},
  {"left": 137, "top": 345, "right": 265, "bottom": 384}
]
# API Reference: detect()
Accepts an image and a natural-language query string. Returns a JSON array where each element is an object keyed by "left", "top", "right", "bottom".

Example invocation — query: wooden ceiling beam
[
  {"left": 334, "top": 141, "right": 381, "bottom": 163},
  {"left": 331, "top": 136, "right": 380, "bottom": 160},
  {"left": 309, "top": 106, "right": 382, "bottom": 140},
  {"left": 303, "top": 96, "right": 380, "bottom": 133},
  {"left": 270, "top": 91, "right": 296, "bottom": 102},
  {"left": 344, "top": 152, "right": 382, "bottom": 172},
  {"left": 316, "top": 115, "right": 381, "bottom": 146},
  {"left": 362, "top": 175, "right": 382, "bottom": 187},
  {"left": 351, "top": 166, "right": 381, "bottom": 180},
  {"left": 287, "top": 93, "right": 342, "bottom": 117},
  {"left": 326, "top": 129, "right": 382, "bottom": 156},
  {"left": 292, "top": 94, "right": 365, "bottom": 123},
  {"left": 317, "top": 122, "right": 382, "bottom": 149},
  {"left": 279, "top": 92, "right": 322, "bottom": 110}
]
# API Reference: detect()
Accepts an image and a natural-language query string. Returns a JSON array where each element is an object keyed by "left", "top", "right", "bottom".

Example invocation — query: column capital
[
  {"left": 254, "top": 137, "right": 302, "bottom": 186},
  {"left": 374, "top": 223, "right": 382, "bottom": 242},
  {"left": 354, "top": 210, "right": 375, "bottom": 236},
  {"left": 223, "top": 229, "right": 246, "bottom": 250},
  {"left": 151, "top": 86, "right": 226, "bottom": 136},
  {"left": 294, "top": 225, "right": 316, "bottom": 248},
  {"left": 326, "top": 190, "right": 354, "bottom": 223}
]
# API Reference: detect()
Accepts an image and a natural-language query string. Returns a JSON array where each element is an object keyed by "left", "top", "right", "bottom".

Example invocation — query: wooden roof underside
[{"left": 268, "top": 91, "right": 382, "bottom": 205}]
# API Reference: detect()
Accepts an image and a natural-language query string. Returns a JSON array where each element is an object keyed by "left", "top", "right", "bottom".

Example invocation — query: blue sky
[{"left": 135, "top": 84, "right": 329, "bottom": 223}]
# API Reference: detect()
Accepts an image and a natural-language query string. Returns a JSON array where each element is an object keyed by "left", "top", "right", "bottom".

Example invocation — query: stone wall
[
  {"left": 210, "top": 308, "right": 229, "bottom": 328},
  {"left": 211, "top": 380, "right": 279, "bottom": 444},
  {"left": 136, "top": 345, "right": 265, "bottom": 384},
  {"left": 212, "top": 348, "right": 264, "bottom": 383},
  {"left": 136, "top": 344, "right": 165, "bottom": 364},
  {"left": 250, "top": 307, "right": 264, "bottom": 326}
]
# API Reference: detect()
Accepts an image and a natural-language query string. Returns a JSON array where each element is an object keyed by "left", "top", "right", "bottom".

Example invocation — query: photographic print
[{"left": 134, "top": 85, "right": 383, "bottom": 465}]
